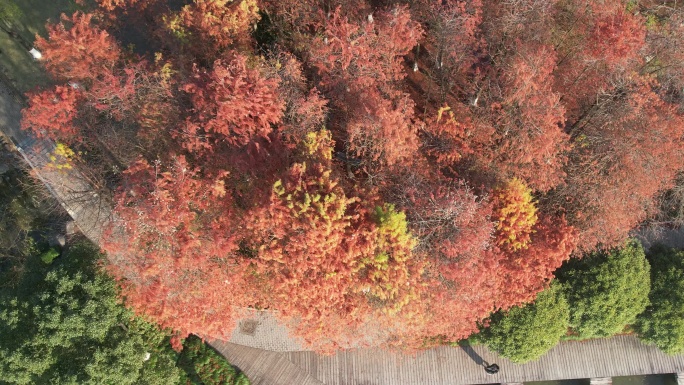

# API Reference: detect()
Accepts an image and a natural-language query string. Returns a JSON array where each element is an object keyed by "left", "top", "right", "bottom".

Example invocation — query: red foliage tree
[
  {"left": 426, "top": 246, "right": 500, "bottom": 343},
  {"left": 552, "top": 75, "right": 684, "bottom": 248},
  {"left": 495, "top": 214, "right": 578, "bottom": 307},
  {"left": 96, "top": 0, "right": 146, "bottom": 11},
  {"left": 492, "top": 178, "right": 538, "bottom": 252},
  {"left": 589, "top": 11, "right": 646, "bottom": 62},
  {"left": 103, "top": 156, "right": 253, "bottom": 340},
  {"left": 310, "top": 7, "right": 421, "bottom": 90},
  {"left": 176, "top": 0, "right": 259, "bottom": 53},
  {"left": 245, "top": 159, "right": 374, "bottom": 351},
  {"left": 260, "top": 0, "right": 371, "bottom": 37},
  {"left": 22, "top": 85, "right": 82, "bottom": 142},
  {"left": 641, "top": 4, "right": 684, "bottom": 110},
  {"left": 308, "top": 7, "right": 422, "bottom": 170},
  {"left": 552, "top": 1, "right": 646, "bottom": 117},
  {"left": 85, "top": 64, "right": 140, "bottom": 121},
  {"left": 75, "top": 58, "right": 180, "bottom": 163},
  {"left": 421, "top": 105, "right": 474, "bottom": 175},
  {"left": 343, "top": 93, "right": 418, "bottom": 168},
  {"left": 35, "top": 12, "right": 121, "bottom": 82},
  {"left": 263, "top": 52, "right": 329, "bottom": 145},
  {"left": 242, "top": 132, "right": 428, "bottom": 351},
  {"left": 491, "top": 42, "right": 568, "bottom": 191},
  {"left": 419, "top": 214, "right": 576, "bottom": 344},
  {"left": 27, "top": 19, "right": 179, "bottom": 164},
  {"left": 181, "top": 54, "right": 284, "bottom": 152},
  {"left": 411, "top": 0, "right": 484, "bottom": 97},
  {"left": 375, "top": 162, "right": 497, "bottom": 345},
  {"left": 381, "top": 163, "right": 493, "bottom": 261},
  {"left": 469, "top": 38, "right": 569, "bottom": 190}
]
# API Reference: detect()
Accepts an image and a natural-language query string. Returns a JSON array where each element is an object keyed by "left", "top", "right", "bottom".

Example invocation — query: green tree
[
  {"left": 0, "top": 0, "right": 22, "bottom": 27},
  {"left": 0, "top": 164, "right": 61, "bottom": 288},
  {"left": 635, "top": 245, "right": 684, "bottom": 355},
  {"left": 0, "top": 242, "right": 182, "bottom": 385},
  {"left": 557, "top": 239, "right": 651, "bottom": 339},
  {"left": 478, "top": 282, "right": 570, "bottom": 363},
  {"left": 178, "top": 335, "right": 251, "bottom": 385},
  {"left": 0, "top": 169, "right": 43, "bottom": 255},
  {"left": 0, "top": 0, "right": 31, "bottom": 48}
]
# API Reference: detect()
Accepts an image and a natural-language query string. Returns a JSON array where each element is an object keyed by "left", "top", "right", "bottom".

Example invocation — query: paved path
[
  {"left": 633, "top": 226, "right": 684, "bottom": 251},
  {"left": 0, "top": 82, "right": 109, "bottom": 243},
  {"left": 3, "top": 80, "right": 684, "bottom": 385},
  {"left": 228, "top": 310, "right": 304, "bottom": 352}
]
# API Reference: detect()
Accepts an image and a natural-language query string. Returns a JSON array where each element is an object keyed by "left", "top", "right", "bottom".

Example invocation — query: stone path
[
  {"left": 229, "top": 310, "right": 304, "bottom": 352},
  {"left": 0, "top": 83, "right": 109, "bottom": 243},
  {"left": 633, "top": 226, "right": 684, "bottom": 251}
]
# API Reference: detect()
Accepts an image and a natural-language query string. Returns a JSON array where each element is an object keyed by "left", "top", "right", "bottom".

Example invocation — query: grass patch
[
  {"left": 12, "top": 0, "right": 83, "bottom": 38},
  {"left": 178, "top": 335, "right": 250, "bottom": 385},
  {"left": 0, "top": 0, "right": 86, "bottom": 92},
  {"left": 0, "top": 30, "right": 47, "bottom": 92}
]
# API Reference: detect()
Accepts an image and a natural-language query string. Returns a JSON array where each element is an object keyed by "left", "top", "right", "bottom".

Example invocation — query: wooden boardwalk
[
  {"left": 211, "top": 340, "right": 324, "bottom": 385},
  {"left": 286, "top": 335, "right": 684, "bottom": 385},
  {"left": 210, "top": 335, "right": 684, "bottom": 385}
]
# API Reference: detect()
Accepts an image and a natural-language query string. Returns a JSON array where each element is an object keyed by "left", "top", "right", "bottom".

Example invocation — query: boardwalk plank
[
  {"left": 255, "top": 336, "right": 684, "bottom": 385},
  {"left": 212, "top": 342, "right": 324, "bottom": 385}
]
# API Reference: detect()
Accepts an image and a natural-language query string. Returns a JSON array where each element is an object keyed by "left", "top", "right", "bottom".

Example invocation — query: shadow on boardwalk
[{"left": 460, "top": 343, "right": 486, "bottom": 367}]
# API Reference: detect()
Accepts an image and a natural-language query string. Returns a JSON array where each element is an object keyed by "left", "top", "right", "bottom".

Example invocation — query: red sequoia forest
[{"left": 21, "top": 0, "right": 684, "bottom": 352}]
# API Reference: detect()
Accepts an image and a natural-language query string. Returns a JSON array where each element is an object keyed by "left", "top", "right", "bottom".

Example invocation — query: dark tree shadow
[{"left": 460, "top": 343, "right": 486, "bottom": 367}]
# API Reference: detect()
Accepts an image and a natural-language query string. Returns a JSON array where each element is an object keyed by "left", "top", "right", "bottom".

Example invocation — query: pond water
[
  {"left": 527, "top": 374, "right": 677, "bottom": 385},
  {"left": 527, "top": 378, "right": 589, "bottom": 385},
  {"left": 613, "top": 374, "right": 678, "bottom": 385}
]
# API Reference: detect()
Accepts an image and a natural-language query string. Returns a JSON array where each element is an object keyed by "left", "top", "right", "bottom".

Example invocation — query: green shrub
[
  {"left": 557, "top": 239, "right": 651, "bottom": 339},
  {"left": 39, "top": 247, "right": 60, "bottom": 264},
  {"left": 479, "top": 282, "right": 570, "bottom": 363},
  {"left": 178, "top": 335, "right": 250, "bottom": 385},
  {"left": 635, "top": 245, "right": 684, "bottom": 355}
]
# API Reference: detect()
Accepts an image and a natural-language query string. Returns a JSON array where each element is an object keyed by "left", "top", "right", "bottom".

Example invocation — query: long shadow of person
[
  {"left": 460, "top": 343, "right": 501, "bottom": 374},
  {"left": 460, "top": 343, "right": 485, "bottom": 366}
]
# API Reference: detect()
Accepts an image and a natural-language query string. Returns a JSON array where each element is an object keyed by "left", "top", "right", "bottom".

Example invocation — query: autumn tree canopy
[{"left": 21, "top": 0, "right": 684, "bottom": 353}]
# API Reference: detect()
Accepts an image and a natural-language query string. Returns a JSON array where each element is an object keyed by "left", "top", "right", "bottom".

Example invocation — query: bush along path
[
  {"left": 178, "top": 335, "right": 250, "bottom": 385},
  {"left": 0, "top": 239, "right": 252, "bottom": 385}
]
